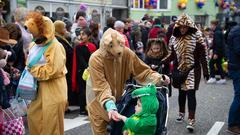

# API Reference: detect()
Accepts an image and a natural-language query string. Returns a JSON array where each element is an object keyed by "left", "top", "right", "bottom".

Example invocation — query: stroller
[{"left": 107, "top": 84, "right": 169, "bottom": 135}]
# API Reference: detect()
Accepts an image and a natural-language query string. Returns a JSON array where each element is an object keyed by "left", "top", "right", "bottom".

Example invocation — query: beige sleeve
[
  {"left": 88, "top": 55, "right": 115, "bottom": 107},
  {"left": 29, "top": 43, "right": 67, "bottom": 81},
  {"left": 128, "top": 50, "right": 163, "bottom": 85}
]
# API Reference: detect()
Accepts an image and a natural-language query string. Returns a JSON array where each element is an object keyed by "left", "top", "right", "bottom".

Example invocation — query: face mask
[{"left": 0, "top": 59, "right": 7, "bottom": 68}]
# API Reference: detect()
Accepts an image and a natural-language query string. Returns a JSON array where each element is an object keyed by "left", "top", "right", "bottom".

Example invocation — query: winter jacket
[
  {"left": 226, "top": 25, "right": 240, "bottom": 78},
  {"left": 212, "top": 26, "right": 225, "bottom": 57}
]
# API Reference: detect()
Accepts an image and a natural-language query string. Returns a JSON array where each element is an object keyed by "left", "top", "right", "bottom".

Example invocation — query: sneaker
[
  {"left": 175, "top": 113, "right": 185, "bottom": 123},
  {"left": 186, "top": 119, "right": 195, "bottom": 132},
  {"left": 207, "top": 78, "right": 216, "bottom": 84},
  {"left": 226, "top": 126, "right": 240, "bottom": 135},
  {"left": 216, "top": 79, "right": 226, "bottom": 84}
]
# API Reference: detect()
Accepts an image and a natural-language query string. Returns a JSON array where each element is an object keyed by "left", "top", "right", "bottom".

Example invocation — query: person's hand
[
  {"left": 108, "top": 110, "right": 120, "bottom": 121},
  {"left": 117, "top": 113, "right": 127, "bottom": 122},
  {"left": 213, "top": 54, "right": 218, "bottom": 60},
  {"left": 162, "top": 75, "right": 170, "bottom": 85}
]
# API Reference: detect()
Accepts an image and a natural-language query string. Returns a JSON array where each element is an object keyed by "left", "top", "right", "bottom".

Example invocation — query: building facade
[
  {"left": 25, "top": 0, "right": 128, "bottom": 26},
  {"left": 130, "top": 0, "right": 219, "bottom": 26}
]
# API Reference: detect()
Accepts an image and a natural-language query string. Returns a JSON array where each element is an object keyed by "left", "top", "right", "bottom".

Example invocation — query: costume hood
[
  {"left": 173, "top": 13, "right": 198, "bottom": 37},
  {"left": 132, "top": 84, "right": 159, "bottom": 116},
  {"left": 98, "top": 28, "right": 125, "bottom": 58},
  {"left": 25, "top": 12, "right": 55, "bottom": 45}
]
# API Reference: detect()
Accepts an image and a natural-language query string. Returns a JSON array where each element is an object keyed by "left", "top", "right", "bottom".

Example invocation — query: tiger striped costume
[{"left": 168, "top": 14, "right": 206, "bottom": 90}]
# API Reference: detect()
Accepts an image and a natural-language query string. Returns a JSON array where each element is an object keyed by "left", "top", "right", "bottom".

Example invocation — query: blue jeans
[{"left": 228, "top": 76, "right": 240, "bottom": 127}]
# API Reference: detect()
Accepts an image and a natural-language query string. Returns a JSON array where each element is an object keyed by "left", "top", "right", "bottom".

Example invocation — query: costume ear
[
  {"left": 103, "top": 34, "right": 112, "bottom": 46},
  {"left": 116, "top": 32, "right": 125, "bottom": 45},
  {"left": 35, "top": 36, "right": 47, "bottom": 44}
]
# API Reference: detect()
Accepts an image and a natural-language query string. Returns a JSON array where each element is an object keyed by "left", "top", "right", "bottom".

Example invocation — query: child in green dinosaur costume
[{"left": 118, "top": 84, "right": 159, "bottom": 135}]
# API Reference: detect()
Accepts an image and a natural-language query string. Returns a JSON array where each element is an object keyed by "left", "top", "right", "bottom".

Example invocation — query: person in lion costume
[
  {"left": 24, "top": 12, "right": 67, "bottom": 135},
  {"left": 87, "top": 28, "right": 170, "bottom": 135}
]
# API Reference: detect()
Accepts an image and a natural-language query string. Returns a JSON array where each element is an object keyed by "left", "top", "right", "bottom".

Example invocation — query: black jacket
[
  {"left": 12, "top": 38, "right": 25, "bottom": 71},
  {"left": 227, "top": 25, "right": 240, "bottom": 73},
  {"left": 212, "top": 26, "right": 225, "bottom": 57}
]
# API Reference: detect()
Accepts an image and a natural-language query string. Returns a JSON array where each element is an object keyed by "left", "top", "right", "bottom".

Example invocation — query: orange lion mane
[{"left": 25, "top": 11, "right": 45, "bottom": 36}]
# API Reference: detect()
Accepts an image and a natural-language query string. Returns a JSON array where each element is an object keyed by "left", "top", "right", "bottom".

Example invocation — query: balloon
[
  {"left": 195, "top": 0, "right": 198, "bottom": 3},
  {"left": 145, "top": 0, "right": 149, "bottom": 3},
  {"left": 179, "top": 0, "right": 188, "bottom": 3},
  {"left": 197, "top": 2, "right": 204, "bottom": 8}
]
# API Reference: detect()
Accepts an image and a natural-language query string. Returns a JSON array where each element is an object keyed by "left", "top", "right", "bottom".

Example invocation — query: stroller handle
[{"left": 125, "top": 84, "right": 169, "bottom": 93}]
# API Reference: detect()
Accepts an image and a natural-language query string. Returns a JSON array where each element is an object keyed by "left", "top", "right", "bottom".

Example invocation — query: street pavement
[{"left": 25, "top": 78, "right": 235, "bottom": 135}]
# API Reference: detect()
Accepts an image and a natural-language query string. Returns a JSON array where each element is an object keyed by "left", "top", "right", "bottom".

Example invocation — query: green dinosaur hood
[{"left": 132, "top": 84, "right": 159, "bottom": 116}]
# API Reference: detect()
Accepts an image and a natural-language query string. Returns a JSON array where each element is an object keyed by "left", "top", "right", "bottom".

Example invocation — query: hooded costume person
[
  {"left": 87, "top": 28, "right": 166, "bottom": 135},
  {"left": 123, "top": 84, "right": 159, "bottom": 135},
  {"left": 163, "top": 13, "right": 207, "bottom": 91},
  {"left": 24, "top": 12, "right": 67, "bottom": 135},
  {"left": 162, "top": 14, "right": 208, "bottom": 131}
]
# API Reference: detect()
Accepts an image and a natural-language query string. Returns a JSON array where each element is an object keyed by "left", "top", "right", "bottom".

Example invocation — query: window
[
  {"left": 195, "top": 15, "right": 209, "bottom": 27},
  {"left": 132, "top": 0, "right": 169, "bottom": 10},
  {"left": 160, "top": 0, "right": 168, "bottom": 9}
]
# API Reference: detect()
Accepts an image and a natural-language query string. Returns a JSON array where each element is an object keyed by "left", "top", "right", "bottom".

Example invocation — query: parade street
[{"left": 60, "top": 78, "right": 235, "bottom": 135}]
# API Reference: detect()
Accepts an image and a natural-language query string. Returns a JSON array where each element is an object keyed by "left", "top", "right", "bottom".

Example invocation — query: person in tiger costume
[{"left": 163, "top": 13, "right": 209, "bottom": 132}]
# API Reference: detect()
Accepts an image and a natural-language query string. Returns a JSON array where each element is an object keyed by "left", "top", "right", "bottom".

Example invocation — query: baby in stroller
[{"left": 117, "top": 84, "right": 159, "bottom": 135}]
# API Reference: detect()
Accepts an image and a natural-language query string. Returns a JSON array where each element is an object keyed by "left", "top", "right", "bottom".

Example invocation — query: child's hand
[
  {"left": 117, "top": 114, "right": 127, "bottom": 122},
  {"left": 108, "top": 110, "right": 120, "bottom": 121}
]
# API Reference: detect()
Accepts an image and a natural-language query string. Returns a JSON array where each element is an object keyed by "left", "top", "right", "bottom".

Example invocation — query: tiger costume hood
[{"left": 173, "top": 13, "right": 199, "bottom": 37}]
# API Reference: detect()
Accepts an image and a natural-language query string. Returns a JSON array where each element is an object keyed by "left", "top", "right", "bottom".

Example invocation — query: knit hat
[
  {"left": 54, "top": 20, "right": 66, "bottom": 34},
  {"left": 79, "top": 3, "right": 87, "bottom": 12}
]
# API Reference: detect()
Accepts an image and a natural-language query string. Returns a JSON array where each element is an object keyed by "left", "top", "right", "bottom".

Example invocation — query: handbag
[
  {"left": 170, "top": 45, "right": 196, "bottom": 89},
  {"left": 0, "top": 108, "right": 24, "bottom": 135},
  {"left": 171, "top": 59, "right": 194, "bottom": 89},
  {"left": 17, "top": 40, "right": 54, "bottom": 100}
]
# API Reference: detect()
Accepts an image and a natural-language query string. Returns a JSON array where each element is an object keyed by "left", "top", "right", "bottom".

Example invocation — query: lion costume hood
[{"left": 25, "top": 12, "right": 55, "bottom": 45}]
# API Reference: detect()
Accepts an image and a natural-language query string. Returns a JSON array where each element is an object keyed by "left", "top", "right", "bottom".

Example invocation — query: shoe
[
  {"left": 186, "top": 119, "right": 195, "bottom": 132},
  {"left": 216, "top": 79, "right": 226, "bottom": 84},
  {"left": 226, "top": 126, "right": 240, "bottom": 135},
  {"left": 207, "top": 78, "right": 216, "bottom": 84},
  {"left": 79, "top": 110, "right": 88, "bottom": 115},
  {"left": 175, "top": 113, "right": 185, "bottom": 123}
]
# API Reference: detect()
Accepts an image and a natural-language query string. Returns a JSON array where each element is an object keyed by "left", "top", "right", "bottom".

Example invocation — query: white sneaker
[
  {"left": 216, "top": 79, "right": 226, "bottom": 84},
  {"left": 207, "top": 78, "right": 216, "bottom": 84}
]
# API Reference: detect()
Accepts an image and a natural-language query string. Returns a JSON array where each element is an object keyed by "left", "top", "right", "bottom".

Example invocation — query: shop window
[{"left": 132, "top": 0, "right": 169, "bottom": 9}]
